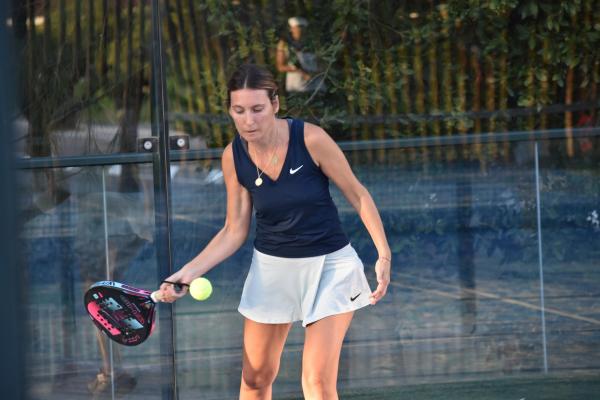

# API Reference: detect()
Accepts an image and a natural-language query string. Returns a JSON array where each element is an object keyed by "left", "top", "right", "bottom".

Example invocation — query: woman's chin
[
  {"left": 243, "top": 130, "right": 258, "bottom": 137},
  {"left": 240, "top": 131, "right": 263, "bottom": 142}
]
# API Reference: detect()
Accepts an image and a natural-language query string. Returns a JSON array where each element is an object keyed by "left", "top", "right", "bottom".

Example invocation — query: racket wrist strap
[{"left": 162, "top": 280, "right": 190, "bottom": 288}]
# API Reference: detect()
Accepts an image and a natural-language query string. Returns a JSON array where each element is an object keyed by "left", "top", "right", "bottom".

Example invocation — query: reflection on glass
[
  {"left": 19, "top": 164, "right": 167, "bottom": 399},
  {"left": 13, "top": 2, "right": 166, "bottom": 395},
  {"left": 13, "top": 1, "right": 151, "bottom": 159},
  {"left": 539, "top": 138, "right": 600, "bottom": 374},
  {"left": 335, "top": 143, "right": 546, "bottom": 384}
]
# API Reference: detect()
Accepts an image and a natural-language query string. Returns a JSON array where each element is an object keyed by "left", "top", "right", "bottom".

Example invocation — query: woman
[{"left": 159, "top": 64, "right": 391, "bottom": 400}]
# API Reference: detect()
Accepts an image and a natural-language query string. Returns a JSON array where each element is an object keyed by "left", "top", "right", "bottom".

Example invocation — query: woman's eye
[{"left": 253, "top": 108, "right": 264, "bottom": 113}]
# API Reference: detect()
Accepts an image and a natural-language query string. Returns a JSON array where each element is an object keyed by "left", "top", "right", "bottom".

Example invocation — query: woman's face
[{"left": 229, "top": 88, "right": 279, "bottom": 142}]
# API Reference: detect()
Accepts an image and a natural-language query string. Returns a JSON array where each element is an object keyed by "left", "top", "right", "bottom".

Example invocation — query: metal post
[
  {"left": 101, "top": 168, "right": 116, "bottom": 398},
  {"left": 150, "top": 0, "right": 177, "bottom": 398},
  {"left": 0, "top": 1, "right": 25, "bottom": 397},
  {"left": 534, "top": 141, "right": 549, "bottom": 373}
]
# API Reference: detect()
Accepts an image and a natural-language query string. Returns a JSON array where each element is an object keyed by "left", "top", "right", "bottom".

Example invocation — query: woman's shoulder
[
  {"left": 223, "top": 136, "right": 242, "bottom": 159},
  {"left": 222, "top": 142, "right": 233, "bottom": 160},
  {"left": 303, "top": 121, "right": 329, "bottom": 144},
  {"left": 302, "top": 122, "right": 338, "bottom": 167}
]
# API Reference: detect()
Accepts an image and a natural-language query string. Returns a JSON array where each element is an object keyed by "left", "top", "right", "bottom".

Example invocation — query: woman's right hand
[{"left": 157, "top": 269, "right": 191, "bottom": 303}]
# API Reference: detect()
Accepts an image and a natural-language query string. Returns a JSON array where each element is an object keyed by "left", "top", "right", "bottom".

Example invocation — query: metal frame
[
  {"left": 150, "top": 0, "right": 177, "bottom": 398},
  {"left": 0, "top": 2, "right": 25, "bottom": 398},
  {"left": 16, "top": 127, "right": 600, "bottom": 170}
]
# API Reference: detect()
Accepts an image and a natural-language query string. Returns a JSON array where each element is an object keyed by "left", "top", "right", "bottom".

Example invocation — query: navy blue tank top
[{"left": 232, "top": 118, "right": 349, "bottom": 257}]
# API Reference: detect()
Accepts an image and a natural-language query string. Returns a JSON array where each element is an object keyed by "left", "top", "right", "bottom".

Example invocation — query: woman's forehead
[{"left": 230, "top": 88, "right": 271, "bottom": 106}]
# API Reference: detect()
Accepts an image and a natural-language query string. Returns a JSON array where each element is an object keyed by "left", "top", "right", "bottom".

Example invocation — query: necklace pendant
[{"left": 255, "top": 177, "right": 263, "bottom": 187}]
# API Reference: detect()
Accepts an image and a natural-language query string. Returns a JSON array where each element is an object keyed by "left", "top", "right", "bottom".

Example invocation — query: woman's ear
[{"left": 272, "top": 95, "right": 280, "bottom": 114}]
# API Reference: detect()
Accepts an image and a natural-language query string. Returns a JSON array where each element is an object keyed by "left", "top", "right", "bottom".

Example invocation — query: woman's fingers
[
  {"left": 370, "top": 259, "right": 391, "bottom": 305},
  {"left": 158, "top": 280, "right": 188, "bottom": 303},
  {"left": 369, "top": 281, "right": 389, "bottom": 305}
]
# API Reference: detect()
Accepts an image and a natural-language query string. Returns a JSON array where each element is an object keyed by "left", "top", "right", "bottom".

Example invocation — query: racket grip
[
  {"left": 151, "top": 281, "right": 188, "bottom": 303},
  {"left": 150, "top": 290, "right": 163, "bottom": 303}
]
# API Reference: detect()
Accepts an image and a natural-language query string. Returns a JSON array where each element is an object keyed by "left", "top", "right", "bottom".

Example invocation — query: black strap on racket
[{"left": 162, "top": 280, "right": 190, "bottom": 292}]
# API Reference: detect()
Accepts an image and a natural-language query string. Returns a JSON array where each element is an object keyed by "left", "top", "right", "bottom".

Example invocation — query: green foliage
[
  {"left": 18, "top": 0, "right": 600, "bottom": 151},
  {"left": 18, "top": 0, "right": 152, "bottom": 156},
  {"left": 162, "top": 0, "right": 599, "bottom": 143}
]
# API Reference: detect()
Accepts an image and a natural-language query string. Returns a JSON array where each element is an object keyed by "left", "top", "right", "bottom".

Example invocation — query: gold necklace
[{"left": 252, "top": 129, "right": 279, "bottom": 187}]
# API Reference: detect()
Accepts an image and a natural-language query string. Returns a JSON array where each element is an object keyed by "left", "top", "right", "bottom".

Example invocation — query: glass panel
[
  {"left": 538, "top": 136, "right": 600, "bottom": 372},
  {"left": 169, "top": 158, "right": 246, "bottom": 399},
  {"left": 13, "top": 0, "right": 152, "bottom": 158},
  {"left": 160, "top": 0, "right": 600, "bottom": 398},
  {"left": 13, "top": 1, "right": 177, "bottom": 398},
  {"left": 19, "top": 164, "right": 170, "bottom": 399},
  {"left": 333, "top": 142, "right": 545, "bottom": 390},
  {"left": 167, "top": 142, "right": 550, "bottom": 398}
]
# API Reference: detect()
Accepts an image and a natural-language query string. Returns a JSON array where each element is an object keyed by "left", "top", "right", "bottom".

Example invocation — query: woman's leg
[
  {"left": 240, "top": 318, "right": 292, "bottom": 400},
  {"left": 301, "top": 311, "right": 354, "bottom": 400}
]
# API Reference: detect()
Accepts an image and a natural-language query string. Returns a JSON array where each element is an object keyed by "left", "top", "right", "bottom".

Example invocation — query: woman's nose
[{"left": 244, "top": 112, "right": 254, "bottom": 125}]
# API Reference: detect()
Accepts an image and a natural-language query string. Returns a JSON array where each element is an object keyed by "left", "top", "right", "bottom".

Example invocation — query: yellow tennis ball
[{"left": 189, "top": 277, "right": 212, "bottom": 301}]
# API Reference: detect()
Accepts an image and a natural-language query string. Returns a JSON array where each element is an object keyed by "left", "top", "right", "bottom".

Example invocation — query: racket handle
[
  {"left": 151, "top": 281, "right": 188, "bottom": 303},
  {"left": 150, "top": 290, "right": 163, "bottom": 303}
]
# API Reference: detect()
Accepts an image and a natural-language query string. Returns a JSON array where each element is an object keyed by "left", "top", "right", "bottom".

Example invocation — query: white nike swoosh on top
[{"left": 289, "top": 165, "right": 304, "bottom": 174}]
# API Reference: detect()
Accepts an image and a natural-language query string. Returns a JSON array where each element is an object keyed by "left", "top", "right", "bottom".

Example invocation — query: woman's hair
[{"left": 227, "top": 64, "right": 278, "bottom": 107}]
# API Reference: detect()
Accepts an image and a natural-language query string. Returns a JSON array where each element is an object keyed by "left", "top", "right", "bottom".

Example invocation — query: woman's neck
[{"left": 251, "top": 120, "right": 280, "bottom": 153}]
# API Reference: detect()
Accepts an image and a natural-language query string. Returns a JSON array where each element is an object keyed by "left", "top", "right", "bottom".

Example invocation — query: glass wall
[
  {"left": 168, "top": 134, "right": 600, "bottom": 399},
  {"left": 19, "top": 163, "right": 173, "bottom": 399},
  {"left": 538, "top": 136, "right": 600, "bottom": 373},
  {"left": 13, "top": 1, "right": 176, "bottom": 398},
  {"left": 10, "top": 0, "right": 600, "bottom": 399}
]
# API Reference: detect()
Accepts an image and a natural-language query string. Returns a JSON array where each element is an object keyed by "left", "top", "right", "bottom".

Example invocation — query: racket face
[{"left": 84, "top": 281, "right": 157, "bottom": 346}]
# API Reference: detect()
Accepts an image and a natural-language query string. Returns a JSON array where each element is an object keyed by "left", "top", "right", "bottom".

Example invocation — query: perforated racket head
[{"left": 84, "top": 281, "right": 158, "bottom": 346}]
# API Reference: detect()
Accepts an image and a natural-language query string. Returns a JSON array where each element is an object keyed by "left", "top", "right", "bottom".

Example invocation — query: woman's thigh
[
  {"left": 242, "top": 318, "right": 292, "bottom": 376},
  {"left": 302, "top": 311, "right": 354, "bottom": 381}
]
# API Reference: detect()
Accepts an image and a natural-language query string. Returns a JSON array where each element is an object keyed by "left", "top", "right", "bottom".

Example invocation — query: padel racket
[{"left": 84, "top": 280, "right": 188, "bottom": 346}]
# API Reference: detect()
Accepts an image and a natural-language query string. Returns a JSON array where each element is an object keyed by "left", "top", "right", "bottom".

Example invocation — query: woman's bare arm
[
  {"left": 159, "top": 143, "right": 253, "bottom": 301},
  {"left": 304, "top": 124, "right": 391, "bottom": 304}
]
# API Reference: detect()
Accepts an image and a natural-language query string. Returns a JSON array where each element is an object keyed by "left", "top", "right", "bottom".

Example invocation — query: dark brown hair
[{"left": 227, "top": 64, "right": 278, "bottom": 107}]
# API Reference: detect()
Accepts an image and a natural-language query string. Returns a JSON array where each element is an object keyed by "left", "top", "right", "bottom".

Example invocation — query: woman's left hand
[{"left": 370, "top": 257, "right": 391, "bottom": 305}]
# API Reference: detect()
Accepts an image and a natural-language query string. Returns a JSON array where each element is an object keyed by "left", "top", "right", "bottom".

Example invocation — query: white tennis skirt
[{"left": 238, "top": 243, "right": 372, "bottom": 327}]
